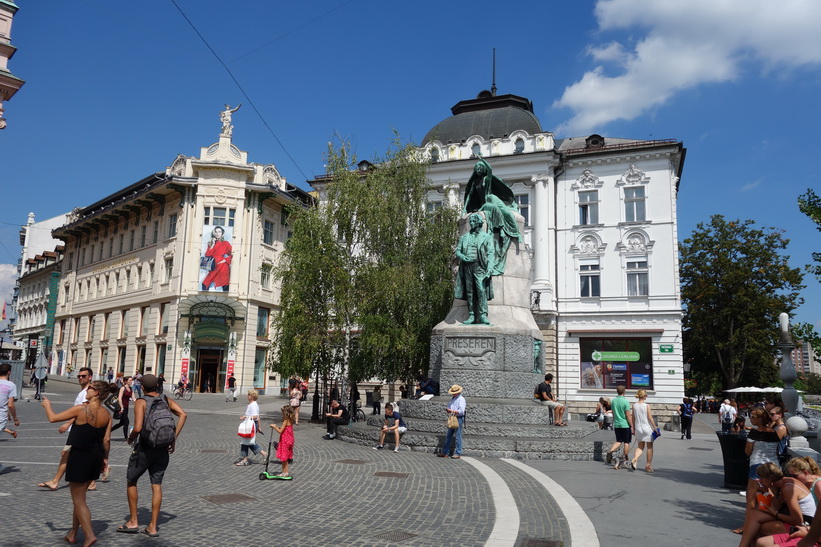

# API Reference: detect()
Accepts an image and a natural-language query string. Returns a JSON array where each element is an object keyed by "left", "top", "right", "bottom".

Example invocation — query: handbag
[
  {"left": 447, "top": 414, "right": 460, "bottom": 429},
  {"left": 200, "top": 256, "right": 215, "bottom": 271},
  {"left": 651, "top": 427, "right": 661, "bottom": 441},
  {"left": 238, "top": 419, "right": 255, "bottom": 438}
]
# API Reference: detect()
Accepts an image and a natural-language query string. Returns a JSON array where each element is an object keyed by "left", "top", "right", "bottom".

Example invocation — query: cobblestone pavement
[{"left": 0, "top": 381, "right": 571, "bottom": 547}]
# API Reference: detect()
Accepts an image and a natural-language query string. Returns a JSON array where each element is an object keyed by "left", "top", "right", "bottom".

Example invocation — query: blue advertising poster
[{"left": 631, "top": 373, "right": 650, "bottom": 386}]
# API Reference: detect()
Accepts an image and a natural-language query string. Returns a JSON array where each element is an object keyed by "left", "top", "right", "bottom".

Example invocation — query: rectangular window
[
  {"left": 156, "top": 344, "right": 167, "bottom": 376},
  {"left": 515, "top": 194, "right": 530, "bottom": 226},
  {"left": 59, "top": 319, "right": 66, "bottom": 344},
  {"left": 152, "top": 221, "right": 159, "bottom": 244},
  {"left": 260, "top": 265, "right": 271, "bottom": 289},
  {"left": 78, "top": 247, "right": 85, "bottom": 268},
  {"left": 426, "top": 201, "right": 443, "bottom": 214},
  {"left": 108, "top": 238, "right": 113, "bottom": 259},
  {"left": 129, "top": 230, "right": 135, "bottom": 251},
  {"left": 119, "top": 234, "right": 124, "bottom": 255},
  {"left": 580, "top": 264, "right": 601, "bottom": 297},
  {"left": 204, "top": 207, "right": 235, "bottom": 228},
  {"left": 263, "top": 220, "right": 275, "bottom": 245},
  {"left": 100, "top": 348, "right": 108, "bottom": 374},
  {"left": 118, "top": 347, "right": 127, "bottom": 373},
  {"left": 139, "top": 306, "right": 148, "bottom": 336},
  {"left": 257, "top": 307, "right": 270, "bottom": 337},
  {"left": 627, "top": 261, "right": 649, "bottom": 296},
  {"left": 87, "top": 316, "right": 95, "bottom": 342},
  {"left": 140, "top": 226, "right": 147, "bottom": 247},
  {"left": 254, "top": 349, "right": 267, "bottom": 388},
  {"left": 579, "top": 191, "right": 599, "bottom": 225},
  {"left": 579, "top": 338, "right": 653, "bottom": 390},
  {"left": 67, "top": 252, "right": 74, "bottom": 271},
  {"left": 90, "top": 244, "right": 95, "bottom": 264},
  {"left": 159, "top": 303, "right": 169, "bottom": 334},
  {"left": 120, "top": 310, "right": 128, "bottom": 338},
  {"left": 103, "top": 313, "right": 110, "bottom": 339},
  {"left": 624, "top": 187, "right": 646, "bottom": 222},
  {"left": 164, "top": 258, "right": 173, "bottom": 283},
  {"left": 167, "top": 213, "right": 178, "bottom": 238},
  {"left": 137, "top": 346, "right": 146, "bottom": 374},
  {"left": 73, "top": 318, "right": 80, "bottom": 343}
]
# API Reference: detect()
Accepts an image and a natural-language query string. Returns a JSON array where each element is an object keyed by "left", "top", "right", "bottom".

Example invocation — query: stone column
[{"left": 530, "top": 173, "right": 552, "bottom": 311}]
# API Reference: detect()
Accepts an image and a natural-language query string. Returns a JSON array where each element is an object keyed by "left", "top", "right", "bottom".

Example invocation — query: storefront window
[
  {"left": 254, "top": 348, "right": 266, "bottom": 389},
  {"left": 579, "top": 338, "right": 653, "bottom": 390}
]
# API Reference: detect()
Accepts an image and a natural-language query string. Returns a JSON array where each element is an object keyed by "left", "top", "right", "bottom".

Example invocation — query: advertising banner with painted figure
[
  {"left": 200, "top": 224, "right": 233, "bottom": 291},
  {"left": 579, "top": 338, "right": 653, "bottom": 390}
]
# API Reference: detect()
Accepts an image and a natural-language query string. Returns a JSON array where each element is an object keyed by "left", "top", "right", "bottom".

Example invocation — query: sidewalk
[{"left": 0, "top": 382, "right": 740, "bottom": 546}]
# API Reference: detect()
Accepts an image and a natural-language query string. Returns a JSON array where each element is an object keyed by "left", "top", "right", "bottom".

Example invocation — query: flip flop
[
  {"left": 63, "top": 534, "right": 78, "bottom": 544},
  {"left": 10, "top": 430, "right": 17, "bottom": 438},
  {"left": 731, "top": 528, "right": 743, "bottom": 535},
  {"left": 116, "top": 524, "right": 139, "bottom": 534},
  {"left": 140, "top": 527, "right": 159, "bottom": 537},
  {"left": 37, "top": 482, "right": 58, "bottom": 491}
]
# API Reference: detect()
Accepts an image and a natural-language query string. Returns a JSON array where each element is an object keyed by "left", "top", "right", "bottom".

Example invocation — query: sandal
[
  {"left": 235, "top": 460, "right": 250, "bottom": 466},
  {"left": 731, "top": 528, "right": 743, "bottom": 535},
  {"left": 645, "top": 465, "right": 654, "bottom": 473}
]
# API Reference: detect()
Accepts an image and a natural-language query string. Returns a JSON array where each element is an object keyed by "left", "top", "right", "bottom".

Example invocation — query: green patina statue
[
  {"left": 463, "top": 157, "right": 521, "bottom": 275},
  {"left": 455, "top": 213, "right": 495, "bottom": 325}
]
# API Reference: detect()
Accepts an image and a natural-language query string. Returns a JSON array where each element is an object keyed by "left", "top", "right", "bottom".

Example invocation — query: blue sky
[{"left": 1, "top": 0, "right": 819, "bottom": 331}]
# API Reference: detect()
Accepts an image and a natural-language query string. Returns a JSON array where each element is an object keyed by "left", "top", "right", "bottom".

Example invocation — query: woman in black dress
[{"left": 42, "top": 381, "right": 112, "bottom": 547}]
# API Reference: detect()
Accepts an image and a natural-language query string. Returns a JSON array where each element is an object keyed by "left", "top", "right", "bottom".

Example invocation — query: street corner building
[
  {"left": 418, "top": 88, "right": 687, "bottom": 414},
  {"left": 45, "top": 121, "right": 311, "bottom": 395}
]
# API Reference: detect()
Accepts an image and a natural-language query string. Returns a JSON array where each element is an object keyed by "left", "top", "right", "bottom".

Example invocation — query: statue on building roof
[{"left": 220, "top": 104, "right": 242, "bottom": 137}]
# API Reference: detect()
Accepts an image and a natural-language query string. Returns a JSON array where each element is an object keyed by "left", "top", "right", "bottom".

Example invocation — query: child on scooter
[{"left": 270, "top": 406, "right": 295, "bottom": 478}]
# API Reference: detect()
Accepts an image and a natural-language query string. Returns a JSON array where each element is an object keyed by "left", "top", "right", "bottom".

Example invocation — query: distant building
[
  {"left": 419, "top": 89, "right": 686, "bottom": 408},
  {"left": 792, "top": 341, "right": 821, "bottom": 376},
  {"left": 10, "top": 212, "right": 70, "bottom": 365},
  {"left": 14, "top": 244, "right": 64, "bottom": 367},
  {"left": 0, "top": 0, "right": 25, "bottom": 129},
  {"left": 48, "top": 116, "right": 310, "bottom": 393}
]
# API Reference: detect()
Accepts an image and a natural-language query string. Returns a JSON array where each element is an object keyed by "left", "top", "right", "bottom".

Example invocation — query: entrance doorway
[{"left": 195, "top": 348, "right": 224, "bottom": 393}]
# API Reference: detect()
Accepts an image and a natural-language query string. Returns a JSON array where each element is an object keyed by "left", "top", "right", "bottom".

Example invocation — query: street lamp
[{"left": 778, "top": 312, "right": 809, "bottom": 449}]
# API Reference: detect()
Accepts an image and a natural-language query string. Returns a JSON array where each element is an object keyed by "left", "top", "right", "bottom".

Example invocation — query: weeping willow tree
[{"left": 270, "top": 137, "right": 458, "bottom": 393}]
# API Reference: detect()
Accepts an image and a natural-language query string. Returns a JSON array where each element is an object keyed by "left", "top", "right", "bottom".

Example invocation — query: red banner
[
  {"left": 225, "top": 358, "right": 235, "bottom": 388},
  {"left": 181, "top": 357, "right": 189, "bottom": 377}
]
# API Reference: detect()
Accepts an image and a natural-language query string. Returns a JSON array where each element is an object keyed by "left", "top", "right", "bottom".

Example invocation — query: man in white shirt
[
  {"left": 0, "top": 364, "right": 20, "bottom": 474},
  {"left": 37, "top": 367, "right": 95, "bottom": 490},
  {"left": 719, "top": 399, "right": 737, "bottom": 433}
]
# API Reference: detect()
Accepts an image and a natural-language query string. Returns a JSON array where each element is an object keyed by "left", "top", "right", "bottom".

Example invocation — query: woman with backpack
[
  {"left": 111, "top": 376, "right": 135, "bottom": 441},
  {"left": 678, "top": 397, "right": 695, "bottom": 440}
]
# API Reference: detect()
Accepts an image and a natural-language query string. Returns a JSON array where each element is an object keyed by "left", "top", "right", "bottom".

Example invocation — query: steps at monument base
[
  {"left": 360, "top": 414, "right": 596, "bottom": 439},
  {"left": 337, "top": 420, "right": 606, "bottom": 461},
  {"left": 394, "top": 396, "right": 582, "bottom": 426}
]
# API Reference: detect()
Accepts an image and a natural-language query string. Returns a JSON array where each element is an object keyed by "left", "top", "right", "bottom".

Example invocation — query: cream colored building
[{"left": 50, "top": 117, "right": 310, "bottom": 394}]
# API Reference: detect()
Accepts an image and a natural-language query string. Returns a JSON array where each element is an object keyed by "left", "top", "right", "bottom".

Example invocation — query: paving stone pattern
[{"left": 0, "top": 382, "right": 570, "bottom": 547}]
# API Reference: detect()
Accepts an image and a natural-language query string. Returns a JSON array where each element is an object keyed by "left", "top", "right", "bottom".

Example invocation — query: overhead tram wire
[
  {"left": 169, "top": 0, "right": 309, "bottom": 182},
  {"left": 228, "top": 0, "right": 356, "bottom": 65}
]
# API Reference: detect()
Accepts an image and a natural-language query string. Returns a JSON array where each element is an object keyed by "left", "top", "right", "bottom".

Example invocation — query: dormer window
[
  {"left": 471, "top": 143, "right": 481, "bottom": 157},
  {"left": 585, "top": 134, "right": 604, "bottom": 148},
  {"left": 515, "top": 138, "right": 525, "bottom": 154}
]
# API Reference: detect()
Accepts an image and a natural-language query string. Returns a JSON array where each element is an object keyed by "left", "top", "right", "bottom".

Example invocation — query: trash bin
[{"left": 716, "top": 431, "right": 749, "bottom": 490}]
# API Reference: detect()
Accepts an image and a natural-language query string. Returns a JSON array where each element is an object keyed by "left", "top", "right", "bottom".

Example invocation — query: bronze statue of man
[{"left": 454, "top": 213, "right": 495, "bottom": 325}]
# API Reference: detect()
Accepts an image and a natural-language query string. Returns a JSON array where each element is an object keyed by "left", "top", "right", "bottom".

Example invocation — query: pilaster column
[{"left": 531, "top": 173, "right": 552, "bottom": 309}]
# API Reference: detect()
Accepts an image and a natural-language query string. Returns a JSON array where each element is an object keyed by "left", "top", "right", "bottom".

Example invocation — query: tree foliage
[
  {"left": 269, "top": 138, "right": 458, "bottom": 386},
  {"left": 680, "top": 215, "right": 804, "bottom": 389},
  {"left": 799, "top": 188, "right": 821, "bottom": 280}
]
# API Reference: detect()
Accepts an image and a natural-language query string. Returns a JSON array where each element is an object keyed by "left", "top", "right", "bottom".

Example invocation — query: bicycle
[
  {"left": 174, "top": 385, "right": 193, "bottom": 401},
  {"left": 351, "top": 402, "right": 367, "bottom": 423}
]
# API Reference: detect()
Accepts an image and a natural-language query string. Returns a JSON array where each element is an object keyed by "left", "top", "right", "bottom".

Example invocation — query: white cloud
[
  {"left": 554, "top": 0, "right": 821, "bottom": 134},
  {"left": 740, "top": 179, "right": 764, "bottom": 192}
]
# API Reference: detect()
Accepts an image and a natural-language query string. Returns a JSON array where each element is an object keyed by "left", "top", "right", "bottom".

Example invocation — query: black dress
[{"left": 65, "top": 423, "right": 107, "bottom": 483}]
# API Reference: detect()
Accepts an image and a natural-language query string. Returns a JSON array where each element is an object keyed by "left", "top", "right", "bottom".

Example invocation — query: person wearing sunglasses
[{"left": 37, "top": 367, "right": 96, "bottom": 491}]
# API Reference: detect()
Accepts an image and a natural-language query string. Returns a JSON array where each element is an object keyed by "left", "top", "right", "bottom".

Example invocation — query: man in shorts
[
  {"left": 535, "top": 374, "right": 566, "bottom": 426},
  {"left": 0, "top": 363, "right": 20, "bottom": 474},
  {"left": 606, "top": 385, "right": 634, "bottom": 469},
  {"left": 120, "top": 374, "right": 186, "bottom": 536},
  {"left": 374, "top": 403, "right": 407, "bottom": 452},
  {"left": 37, "top": 366, "right": 94, "bottom": 490}
]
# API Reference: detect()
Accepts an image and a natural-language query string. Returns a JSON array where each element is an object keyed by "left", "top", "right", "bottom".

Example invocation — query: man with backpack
[
  {"left": 120, "top": 374, "right": 186, "bottom": 537},
  {"left": 677, "top": 397, "right": 695, "bottom": 440},
  {"left": 718, "top": 399, "right": 736, "bottom": 433}
]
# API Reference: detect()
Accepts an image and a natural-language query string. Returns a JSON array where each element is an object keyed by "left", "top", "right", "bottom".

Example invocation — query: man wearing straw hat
[{"left": 439, "top": 385, "right": 466, "bottom": 459}]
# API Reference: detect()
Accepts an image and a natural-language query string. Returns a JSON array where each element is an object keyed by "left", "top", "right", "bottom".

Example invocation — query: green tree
[
  {"left": 798, "top": 188, "right": 821, "bottom": 280},
  {"left": 270, "top": 138, "right": 458, "bottom": 390},
  {"left": 680, "top": 215, "right": 804, "bottom": 389}
]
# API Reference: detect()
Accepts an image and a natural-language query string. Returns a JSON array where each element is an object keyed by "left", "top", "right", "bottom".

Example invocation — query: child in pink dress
[{"left": 270, "top": 406, "right": 295, "bottom": 478}]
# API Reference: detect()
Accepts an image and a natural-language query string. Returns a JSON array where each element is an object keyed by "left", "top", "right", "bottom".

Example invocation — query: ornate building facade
[
  {"left": 0, "top": 0, "right": 24, "bottom": 129},
  {"left": 420, "top": 90, "right": 686, "bottom": 409},
  {"left": 49, "top": 112, "right": 310, "bottom": 393}
]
